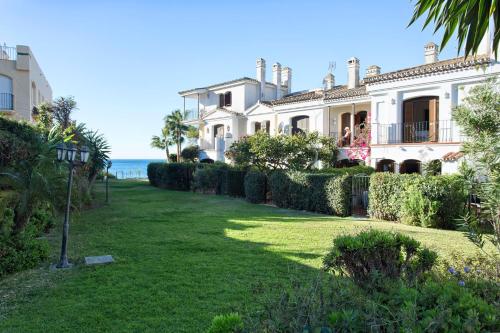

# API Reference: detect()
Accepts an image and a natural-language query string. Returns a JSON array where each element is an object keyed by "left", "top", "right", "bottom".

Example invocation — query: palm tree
[
  {"left": 166, "top": 110, "right": 189, "bottom": 162},
  {"left": 409, "top": 0, "right": 498, "bottom": 57},
  {"left": 151, "top": 121, "right": 175, "bottom": 162},
  {"left": 52, "top": 96, "right": 78, "bottom": 130}
]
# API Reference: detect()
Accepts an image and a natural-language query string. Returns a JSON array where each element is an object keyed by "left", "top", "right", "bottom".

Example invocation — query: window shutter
[
  {"left": 219, "top": 94, "right": 224, "bottom": 108},
  {"left": 403, "top": 101, "right": 414, "bottom": 142},
  {"left": 429, "top": 98, "right": 438, "bottom": 142}
]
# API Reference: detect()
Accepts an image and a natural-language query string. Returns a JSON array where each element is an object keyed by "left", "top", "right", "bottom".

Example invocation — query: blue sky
[{"left": 1, "top": 0, "right": 460, "bottom": 158}]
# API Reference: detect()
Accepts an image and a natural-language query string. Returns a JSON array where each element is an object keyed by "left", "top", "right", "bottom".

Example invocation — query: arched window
[
  {"left": 376, "top": 159, "right": 395, "bottom": 172},
  {"left": 0, "top": 75, "right": 13, "bottom": 110},
  {"left": 400, "top": 159, "right": 421, "bottom": 174}
]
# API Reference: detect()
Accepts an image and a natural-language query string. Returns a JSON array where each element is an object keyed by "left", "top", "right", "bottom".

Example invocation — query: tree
[
  {"left": 151, "top": 121, "right": 174, "bottom": 162},
  {"left": 225, "top": 131, "right": 338, "bottom": 171},
  {"left": 166, "top": 109, "right": 189, "bottom": 162},
  {"left": 32, "top": 102, "right": 54, "bottom": 133},
  {"left": 408, "top": 0, "right": 499, "bottom": 57},
  {"left": 453, "top": 80, "right": 500, "bottom": 271},
  {"left": 52, "top": 96, "right": 78, "bottom": 130},
  {"left": 181, "top": 145, "right": 200, "bottom": 162},
  {"left": 82, "top": 129, "right": 111, "bottom": 187}
]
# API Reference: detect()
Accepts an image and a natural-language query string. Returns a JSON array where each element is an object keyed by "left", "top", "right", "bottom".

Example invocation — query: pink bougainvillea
[{"left": 347, "top": 114, "right": 371, "bottom": 161}]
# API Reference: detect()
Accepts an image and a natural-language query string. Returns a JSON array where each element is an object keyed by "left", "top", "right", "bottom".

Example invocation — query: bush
[
  {"left": 0, "top": 232, "right": 50, "bottom": 278},
  {"left": 319, "top": 165, "right": 375, "bottom": 176},
  {"left": 268, "top": 171, "right": 290, "bottom": 208},
  {"left": 307, "top": 174, "right": 335, "bottom": 214},
  {"left": 244, "top": 171, "right": 267, "bottom": 204},
  {"left": 226, "top": 170, "right": 246, "bottom": 197},
  {"left": 206, "top": 313, "right": 244, "bottom": 333},
  {"left": 325, "top": 174, "right": 352, "bottom": 217},
  {"left": 369, "top": 173, "right": 466, "bottom": 229},
  {"left": 192, "top": 167, "right": 219, "bottom": 194},
  {"left": 251, "top": 273, "right": 499, "bottom": 332},
  {"left": 269, "top": 171, "right": 355, "bottom": 216},
  {"left": 323, "top": 229, "right": 437, "bottom": 287},
  {"left": 191, "top": 163, "right": 231, "bottom": 194},
  {"left": 181, "top": 145, "right": 199, "bottom": 162},
  {"left": 147, "top": 162, "right": 195, "bottom": 191}
]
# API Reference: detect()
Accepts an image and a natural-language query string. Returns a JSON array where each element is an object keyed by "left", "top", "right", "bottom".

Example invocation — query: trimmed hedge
[
  {"left": 244, "top": 171, "right": 267, "bottom": 203},
  {"left": 326, "top": 174, "right": 352, "bottom": 216},
  {"left": 268, "top": 171, "right": 353, "bottom": 217},
  {"left": 147, "top": 162, "right": 195, "bottom": 191},
  {"left": 368, "top": 173, "right": 466, "bottom": 229},
  {"left": 226, "top": 170, "right": 246, "bottom": 197}
]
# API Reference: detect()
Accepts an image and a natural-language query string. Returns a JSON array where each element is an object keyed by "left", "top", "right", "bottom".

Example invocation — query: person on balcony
[{"left": 342, "top": 126, "right": 351, "bottom": 146}]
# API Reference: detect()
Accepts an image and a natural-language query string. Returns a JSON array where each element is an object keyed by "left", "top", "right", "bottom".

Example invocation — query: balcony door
[{"left": 403, "top": 96, "right": 439, "bottom": 143}]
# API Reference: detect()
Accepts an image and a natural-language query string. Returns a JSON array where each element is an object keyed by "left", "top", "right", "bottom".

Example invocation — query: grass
[{"left": 0, "top": 180, "right": 484, "bottom": 332}]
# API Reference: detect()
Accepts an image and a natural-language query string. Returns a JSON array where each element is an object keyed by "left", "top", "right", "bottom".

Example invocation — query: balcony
[
  {"left": 0, "top": 44, "right": 16, "bottom": 61},
  {"left": 376, "top": 120, "right": 460, "bottom": 144},
  {"left": 0, "top": 93, "right": 14, "bottom": 110}
]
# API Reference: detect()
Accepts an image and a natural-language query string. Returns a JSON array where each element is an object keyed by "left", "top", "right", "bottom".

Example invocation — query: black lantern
[{"left": 55, "top": 142, "right": 91, "bottom": 269}]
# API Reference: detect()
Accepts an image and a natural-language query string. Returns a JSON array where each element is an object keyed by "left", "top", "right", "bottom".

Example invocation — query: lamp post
[
  {"left": 55, "top": 143, "right": 90, "bottom": 269},
  {"left": 106, "top": 160, "right": 112, "bottom": 204}
]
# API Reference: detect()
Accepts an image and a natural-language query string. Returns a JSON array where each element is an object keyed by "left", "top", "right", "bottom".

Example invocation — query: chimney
[
  {"left": 272, "top": 63, "right": 282, "bottom": 99},
  {"left": 282, "top": 67, "right": 292, "bottom": 94},
  {"left": 323, "top": 73, "right": 335, "bottom": 90},
  {"left": 256, "top": 58, "right": 266, "bottom": 100},
  {"left": 347, "top": 57, "right": 360, "bottom": 89},
  {"left": 424, "top": 42, "right": 439, "bottom": 64},
  {"left": 365, "top": 65, "right": 381, "bottom": 78}
]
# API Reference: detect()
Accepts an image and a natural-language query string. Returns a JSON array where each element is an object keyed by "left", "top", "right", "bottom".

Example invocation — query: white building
[
  {"left": 0, "top": 43, "right": 52, "bottom": 122},
  {"left": 180, "top": 37, "right": 499, "bottom": 174}
]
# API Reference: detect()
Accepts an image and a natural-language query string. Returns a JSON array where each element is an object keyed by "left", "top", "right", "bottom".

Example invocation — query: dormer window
[{"left": 218, "top": 91, "right": 232, "bottom": 107}]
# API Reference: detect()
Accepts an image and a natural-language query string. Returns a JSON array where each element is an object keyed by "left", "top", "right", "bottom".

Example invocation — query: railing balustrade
[
  {"left": 0, "top": 93, "right": 14, "bottom": 110},
  {"left": 199, "top": 139, "right": 215, "bottom": 150},
  {"left": 376, "top": 120, "right": 459, "bottom": 144},
  {"left": 0, "top": 44, "right": 16, "bottom": 61}
]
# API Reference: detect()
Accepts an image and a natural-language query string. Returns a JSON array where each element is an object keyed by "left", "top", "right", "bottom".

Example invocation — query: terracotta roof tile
[
  {"left": 442, "top": 151, "right": 464, "bottom": 161},
  {"left": 364, "top": 55, "right": 491, "bottom": 84}
]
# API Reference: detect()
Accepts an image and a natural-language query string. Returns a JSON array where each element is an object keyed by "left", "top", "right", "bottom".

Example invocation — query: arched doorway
[
  {"left": 400, "top": 159, "right": 421, "bottom": 174},
  {"left": 403, "top": 96, "right": 439, "bottom": 143},
  {"left": 213, "top": 124, "right": 224, "bottom": 138},
  {"left": 376, "top": 159, "right": 395, "bottom": 172},
  {"left": 291, "top": 115, "right": 309, "bottom": 135},
  {"left": 340, "top": 112, "right": 351, "bottom": 145}
]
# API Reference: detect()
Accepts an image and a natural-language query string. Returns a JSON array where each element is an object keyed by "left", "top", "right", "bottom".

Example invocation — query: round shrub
[
  {"left": 323, "top": 229, "right": 437, "bottom": 287},
  {"left": 181, "top": 145, "right": 199, "bottom": 162},
  {"left": 244, "top": 171, "right": 267, "bottom": 203}
]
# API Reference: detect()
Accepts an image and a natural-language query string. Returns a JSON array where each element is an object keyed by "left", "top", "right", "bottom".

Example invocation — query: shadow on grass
[{"left": 0, "top": 180, "right": 328, "bottom": 333}]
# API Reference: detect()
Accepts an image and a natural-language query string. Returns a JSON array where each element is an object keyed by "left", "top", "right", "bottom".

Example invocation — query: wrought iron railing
[
  {"left": 0, "top": 93, "right": 14, "bottom": 110},
  {"left": 0, "top": 44, "right": 16, "bottom": 61},
  {"left": 376, "top": 120, "right": 458, "bottom": 144}
]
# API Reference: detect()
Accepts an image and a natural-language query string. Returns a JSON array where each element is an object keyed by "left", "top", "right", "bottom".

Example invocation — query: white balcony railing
[{"left": 0, "top": 44, "right": 16, "bottom": 61}]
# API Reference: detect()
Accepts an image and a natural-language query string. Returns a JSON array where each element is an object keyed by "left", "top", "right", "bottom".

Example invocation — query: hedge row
[
  {"left": 148, "top": 162, "right": 246, "bottom": 197},
  {"left": 147, "top": 162, "right": 196, "bottom": 191},
  {"left": 368, "top": 173, "right": 467, "bottom": 229},
  {"left": 268, "top": 171, "right": 352, "bottom": 217}
]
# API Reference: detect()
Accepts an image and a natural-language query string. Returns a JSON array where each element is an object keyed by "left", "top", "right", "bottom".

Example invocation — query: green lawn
[{"left": 0, "top": 180, "right": 480, "bottom": 332}]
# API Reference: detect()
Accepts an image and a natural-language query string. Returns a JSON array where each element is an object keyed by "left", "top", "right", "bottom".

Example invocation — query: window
[
  {"left": 219, "top": 94, "right": 224, "bottom": 108},
  {"left": 0, "top": 75, "right": 13, "bottom": 110},
  {"left": 224, "top": 92, "right": 232, "bottom": 106},
  {"left": 218, "top": 91, "right": 232, "bottom": 107}
]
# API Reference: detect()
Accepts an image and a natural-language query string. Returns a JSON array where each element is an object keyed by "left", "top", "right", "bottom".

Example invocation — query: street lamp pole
[
  {"left": 58, "top": 160, "right": 75, "bottom": 268},
  {"left": 55, "top": 143, "right": 89, "bottom": 269},
  {"left": 105, "top": 160, "right": 112, "bottom": 204}
]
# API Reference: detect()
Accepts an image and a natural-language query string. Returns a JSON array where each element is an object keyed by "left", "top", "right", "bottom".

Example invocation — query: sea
[{"left": 108, "top": 159, "right": 164, "bottom": 179}]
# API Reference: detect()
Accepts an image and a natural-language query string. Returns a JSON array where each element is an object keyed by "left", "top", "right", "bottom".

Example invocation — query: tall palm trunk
[
  {"left": 177, "top": 133, "right": 181, "bottom": 162},
  {"left": 165, "top": 145, "right": 170, "bottom": 163}
]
